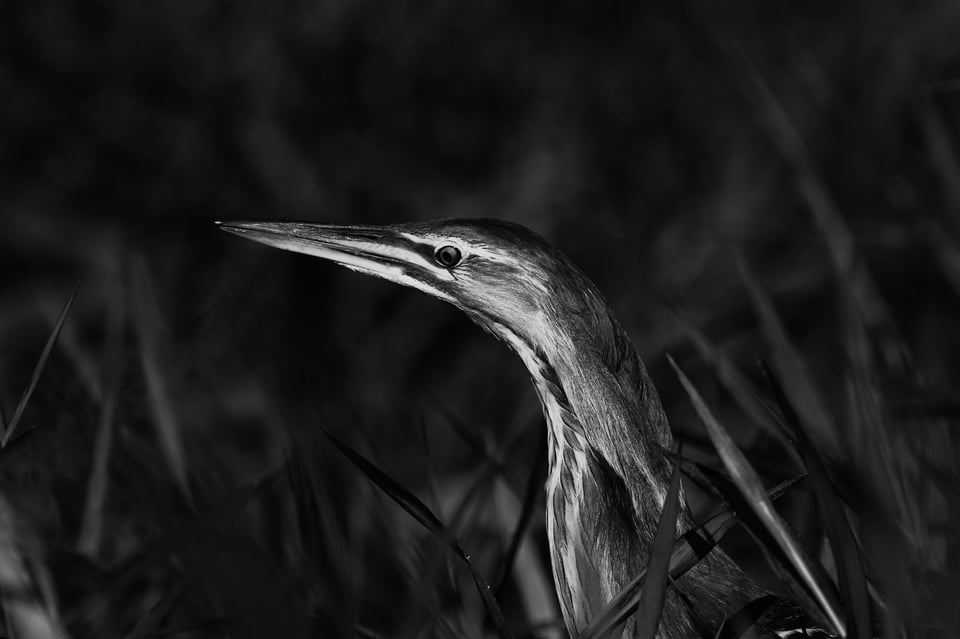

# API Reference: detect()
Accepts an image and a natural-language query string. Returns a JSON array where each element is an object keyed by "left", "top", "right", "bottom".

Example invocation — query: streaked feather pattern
[
  {"left": 221, "top": 219, "right": 841, "bottom": 638},
  {"left": 476, "top": 227, "right": 808, "bottom": 637}
]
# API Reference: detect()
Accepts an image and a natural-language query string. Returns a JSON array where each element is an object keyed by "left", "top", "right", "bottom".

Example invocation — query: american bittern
[{"left": 220, "top": 218, "right": 835, "bottom": 638}]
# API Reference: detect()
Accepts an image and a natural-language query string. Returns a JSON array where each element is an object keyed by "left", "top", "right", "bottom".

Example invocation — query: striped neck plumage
[
  {"left": 487, "top": 306, "right": 678, "bottom": 511},
  {"left": 490, "top": 314, "right": 685, "bottom": 635},
  {"left": 216, "top": 218, "right": 791, "bottom": 637}
]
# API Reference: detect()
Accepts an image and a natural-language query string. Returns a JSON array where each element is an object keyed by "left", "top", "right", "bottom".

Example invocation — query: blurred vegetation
[{"left": 1, "top": 1, "right": 959, "bottom": 637}]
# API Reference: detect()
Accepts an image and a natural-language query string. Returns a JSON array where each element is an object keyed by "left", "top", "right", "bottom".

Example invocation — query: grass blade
[
  {"left": 431, "top": 399, "right": 519, "bottom": 486},
  {"left": 2, "top": 280, "right": 81, "bottom": 447},
  {"left": 323, "top": 428, "right": 451, "bottom": 540},
  {"left": 0, "top": 495, "right": 69, "bottom": 639},
  {"left": 582, "top": 441, "right": 684, "bottom": 639},
  {"left": 581, "top": 472, "right": 805, "bottom": 638},
  {"left": 322, "top": 428, "right": 514, "bottom": 639},
  {"left": 131, "top": 258, "right": 191, "bottom": 499},
  {"left": 580, "top": 511, "right": 735, "bottom": 639},
  {"left": 282, "top": 433, "right": 356, "bottom": 618},
  {"left": 760, "top": 362, "right": 873, "bottom": 639},
  {"left": 918, "top": 102, "right": 960, "bottom": 214},
  {"left": 667, "top": 354, "right": 847, "bottom": 637},
  {"left": 839, "top": 289, "right": 918, "bottom": 632},
  {"left": 76, "top": 390, "right": 116, "bottom": 558},
  {"left": 419, "top": 414, "right": 444, "bottom": 523},
  {"left": 668, "top": 301, "right": 801, "bottom": 461},
  {"left": 693, "top": 458, "right": 836, "bottom": 635},
  {"left": 924, "top": 218, "right": 960, "bottom": 302},
  {"left": 494, "top": 433, "right": 546, "bottom": 596},
  {"left": 738, "top": 258, "right": 839, "bottom": 455},
  {"left": 727, "top": 43, "right": 909, "bottom": 373},
  {"left": 126, "top": 577, "right": 195, "bottom": 639},
  {"left": 634, "top": 440, "right": 683, "bottom": 639},
  {"left": 77, "top": 277, "right": 125, "bottom": 558}
]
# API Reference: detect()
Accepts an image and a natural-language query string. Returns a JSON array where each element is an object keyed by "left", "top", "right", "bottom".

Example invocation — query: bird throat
[
  {"left": 497, "top": 325, "right": 661, "bottom": 634},
  {"left": 496, "top": 322, "right": 771, "bottom": 638},
  {"left": 487, "top": 302, "right": 771, "bottom": 639}
]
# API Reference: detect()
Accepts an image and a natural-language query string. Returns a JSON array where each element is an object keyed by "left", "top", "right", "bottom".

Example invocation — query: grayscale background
[{"left": 1, "top": 2, "right": 957, "bottom": 637}]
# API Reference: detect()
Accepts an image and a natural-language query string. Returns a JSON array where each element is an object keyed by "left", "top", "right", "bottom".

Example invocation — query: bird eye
[{"left": 434, "top": 245, "right": 462, "bottom": 268}]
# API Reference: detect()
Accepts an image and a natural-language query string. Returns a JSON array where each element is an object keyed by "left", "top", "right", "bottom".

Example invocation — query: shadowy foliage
[{"left": 1, "top": 1, "right": 958, "bottom": 637}]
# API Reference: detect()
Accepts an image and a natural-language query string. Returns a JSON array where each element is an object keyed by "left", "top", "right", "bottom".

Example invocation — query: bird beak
[{"left": 216, "top": 220, "right": 445, "bottom": 290}]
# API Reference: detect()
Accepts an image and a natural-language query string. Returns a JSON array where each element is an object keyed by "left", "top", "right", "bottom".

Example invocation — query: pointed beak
[{"left": 216, "top": 220, "right": 444, "bottom": 289}]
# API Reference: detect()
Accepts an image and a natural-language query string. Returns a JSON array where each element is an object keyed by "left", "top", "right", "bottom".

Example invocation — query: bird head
[{"left": 217, "top": 218, "right": 608, "bottom": 361}]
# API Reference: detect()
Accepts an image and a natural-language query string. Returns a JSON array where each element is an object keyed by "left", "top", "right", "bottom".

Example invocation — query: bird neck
[
  {"left": 496, "top": 311, "right": 689, "bottom": 626},
  {"left": 502, "top": 307, "right": 678, "bottom": 514},
  {"left": 498, "top": 311, "right": 769, "bottom": 637}
]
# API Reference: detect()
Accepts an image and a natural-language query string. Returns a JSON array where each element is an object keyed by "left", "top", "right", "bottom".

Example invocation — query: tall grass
[{"left": 1, "top": 1, "right": 958, "bottom": 637}]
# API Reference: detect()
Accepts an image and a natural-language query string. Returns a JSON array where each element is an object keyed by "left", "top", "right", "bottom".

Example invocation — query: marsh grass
[
  {"left": 2, "top": 2, "right": 959, "bottom": 638},
  {"left": 3, "top": 227, "right": 955, "bottom": 638}
]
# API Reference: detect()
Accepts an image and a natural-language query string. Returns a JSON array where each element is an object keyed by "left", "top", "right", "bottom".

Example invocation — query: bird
[{"left": 219, "top": 218, "right": 837, "bottom": 639}]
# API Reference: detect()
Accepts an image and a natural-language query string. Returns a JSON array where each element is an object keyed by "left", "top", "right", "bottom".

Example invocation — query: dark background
[{"left": 1, "top": 1, "right": 958, "bottom": 637}]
